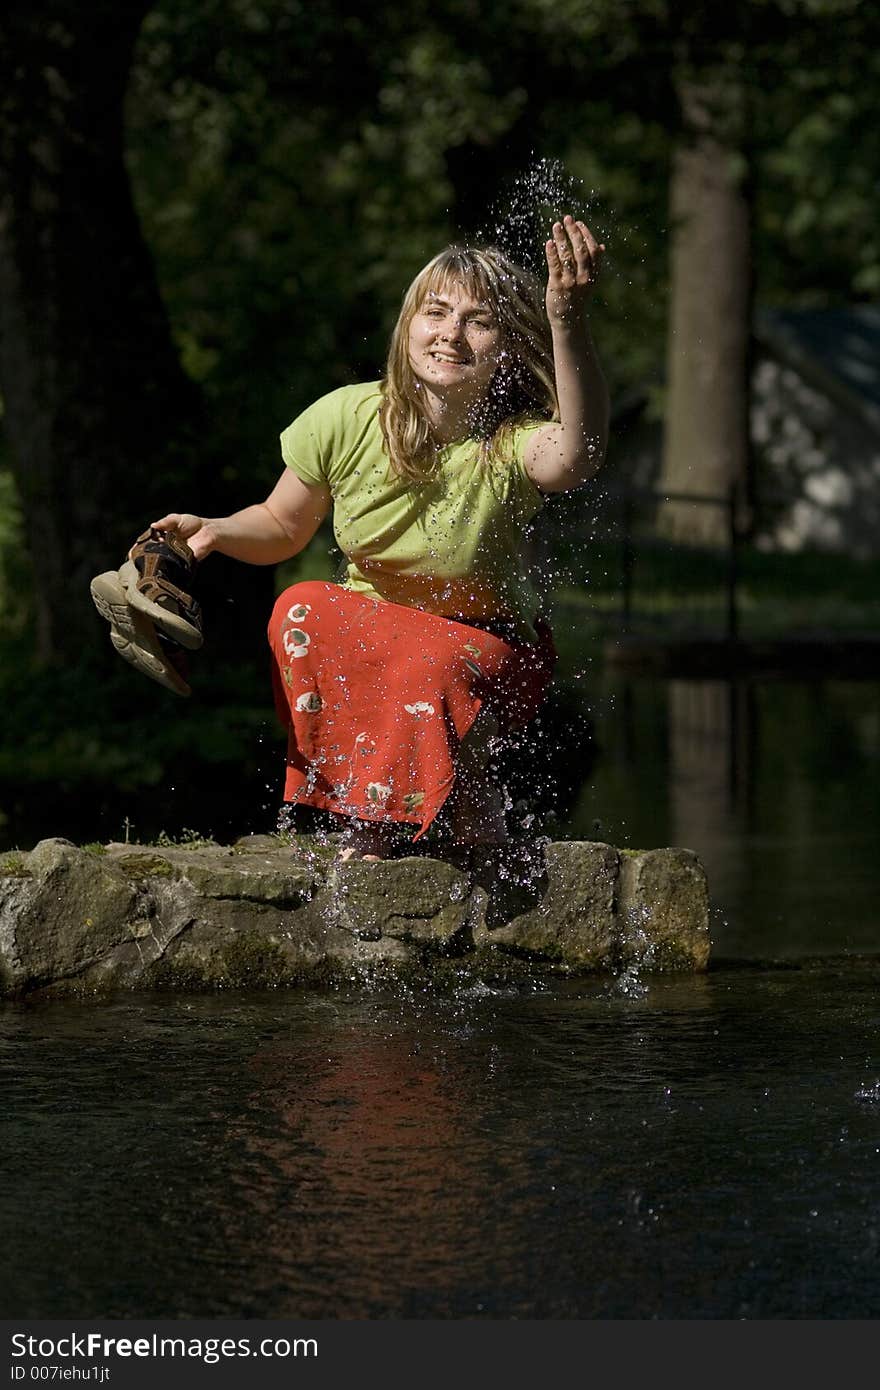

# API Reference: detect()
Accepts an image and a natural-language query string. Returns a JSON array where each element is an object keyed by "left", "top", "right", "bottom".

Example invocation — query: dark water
[
  {"left": 4, "top": 967, "right": 880, "bottom": 1320},
  {"left": 564, "top": 675, "right": 880, "bottom": 961},
  {"left": 2, "top": 673, "right": 879, "bottom": 1319}
]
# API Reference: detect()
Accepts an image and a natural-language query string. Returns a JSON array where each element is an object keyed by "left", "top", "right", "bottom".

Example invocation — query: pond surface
[
  {"left": 564, "top": 674, "right": 880, "bottom": 961},
  {"left": 3, "top": 967, "right": 880, "bottom": 1320},
  {"left": 2, "top": 672, "right": 879, "bottom": 1320}
]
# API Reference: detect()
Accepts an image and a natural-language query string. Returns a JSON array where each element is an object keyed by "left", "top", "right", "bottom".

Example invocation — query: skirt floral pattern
[{"left": 268, "top": 581, "right": 556, "bottom": 838}]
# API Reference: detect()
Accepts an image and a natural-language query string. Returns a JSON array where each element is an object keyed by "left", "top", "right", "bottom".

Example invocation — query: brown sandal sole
[{"left": 90, "top": 570, "right": 191, "bottom": 697}]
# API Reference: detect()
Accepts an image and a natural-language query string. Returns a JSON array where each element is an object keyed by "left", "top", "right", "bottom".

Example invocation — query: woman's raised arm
[
  {"left": 150, "top": 469, "right": 332, "bottom": 565},
  {"left": 523, "top": 214, "right": 610, "bottom": 494}
]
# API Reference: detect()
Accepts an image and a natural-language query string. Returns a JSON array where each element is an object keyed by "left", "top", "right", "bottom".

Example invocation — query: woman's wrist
[{"left": 549, "top": 313, "right": 592, "bottom": 342}]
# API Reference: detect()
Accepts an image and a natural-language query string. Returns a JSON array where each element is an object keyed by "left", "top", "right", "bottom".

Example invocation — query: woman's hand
[
  {"left": 523, "top": 214, "right": 609, "bottom": 493},
  {"left": 135, "top": 513, "right": 214, "bottom": 561},
  {"left": 545, "top": 214, "right": 605, "bottom": 329}
]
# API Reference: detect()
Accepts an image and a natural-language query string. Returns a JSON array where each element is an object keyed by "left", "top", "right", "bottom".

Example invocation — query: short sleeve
[
  {"left": 508, "top": 418, "right": 552, "bottom": 506},
  {"left": 279, "top": 382, "right": 383, "bottom": 490},
  {"left": 510, "top": 418, "right": 551, "bottom": 466},
  {"left": 279, "top": 391, "right": 340, "bottom": 488}
]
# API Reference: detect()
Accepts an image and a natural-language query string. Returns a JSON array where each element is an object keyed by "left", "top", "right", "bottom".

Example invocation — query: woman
[{"left": 152, "top": 215, "right": 608, "bottom": 859}]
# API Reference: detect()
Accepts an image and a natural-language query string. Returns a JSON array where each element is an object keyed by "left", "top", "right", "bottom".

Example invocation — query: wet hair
[{"left": 380, "top": 244, "right": 558, "bottom": 482}]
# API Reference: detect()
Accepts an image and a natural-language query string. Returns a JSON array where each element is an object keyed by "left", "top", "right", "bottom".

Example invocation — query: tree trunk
[
  {"left": 660, "top": 77, "right": 752, "bottom": 546},
  {"left": 0, "top": 1, "right": 202, "bottom": 662}
]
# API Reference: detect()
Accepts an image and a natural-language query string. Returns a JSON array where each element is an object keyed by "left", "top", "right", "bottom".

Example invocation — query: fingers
[
  {"left": 545, "top": 235, "right": 565, "bottom": 284},
  {"left": 552, "top": 219, "right": 577, "bottom": 279},
  {"left": 133, "top": 515, "right": 204, "bottom": 558},
  {"left": 545, "top": 214, "right": 605, "bottom": 286},
  {"left": 570, "top": 217, "right": 605, "bottom": 269},
  {"left": 149, "top": 512, "right": 204, "bottom": 539}
]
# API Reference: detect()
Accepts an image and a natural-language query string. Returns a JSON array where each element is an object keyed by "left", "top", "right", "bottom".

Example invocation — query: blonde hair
[{"left": 379, "top": 245, "right": 558, "bottom": 482}]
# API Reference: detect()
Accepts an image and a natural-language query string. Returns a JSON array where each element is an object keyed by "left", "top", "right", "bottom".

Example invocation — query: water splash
[
  {"left": 854, "top": 1080, "right": 880, "bottom": 1104},
  {"left": 608, "top": 904, "right": 657, "bottom": 999},
  {"left": 454, "top": 979, "right": 507, "bottom": 999},
  {"left": 480, "top": 156, "right": 605, "bottom": 275}
]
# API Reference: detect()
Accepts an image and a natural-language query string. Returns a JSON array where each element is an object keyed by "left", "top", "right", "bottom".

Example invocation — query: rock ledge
[{"left": 0, "top": 836, "right": 711, "bottom": 996}]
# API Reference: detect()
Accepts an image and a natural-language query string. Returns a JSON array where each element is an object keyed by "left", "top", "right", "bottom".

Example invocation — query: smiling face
[
  {"left": 407, "top": 282, "right": 503, "bottom": 404},
  {"left": 381, "top": 245, "right": 557, "bottom": 477}
]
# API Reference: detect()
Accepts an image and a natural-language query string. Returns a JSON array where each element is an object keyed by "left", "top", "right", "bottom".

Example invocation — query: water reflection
[
  {"left": 4, "top": 970, "right": 880, "bottom": 1319},
  {"left": 667, "top": 680, "right": 756, "bottom": 844},
  {"left": 571, "top": 674, "right": 880, "bottom": 959},
  {"left": 221, "top": 1021, "right": 484, "bottom": 1317}
]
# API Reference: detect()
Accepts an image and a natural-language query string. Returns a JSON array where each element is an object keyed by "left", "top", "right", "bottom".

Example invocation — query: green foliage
[
  {"left": 153, "top": 827, "right": 217, "bottom": 849},
  {"left": 126, "top": 0, "right": 463, "bottom": 484},
  {"left": 0, "top": 632, "right": 277, "bottom": 791},
  {"left": 757, "top": 81, "right": 880, "bottom": 301}
]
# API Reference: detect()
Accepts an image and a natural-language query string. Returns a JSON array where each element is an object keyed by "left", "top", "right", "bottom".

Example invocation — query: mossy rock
[
  {"left": 113, "top": 852, "right": 176, "bottom": 881},
  {"left": 221, "top": 932, "right": 293, "bottom": 988},
  {"left": 0, "top": 836, "right": 711, "bottom": 995},
  {"left": 0, "top": 853, "right": 32, "bottom": 878}
]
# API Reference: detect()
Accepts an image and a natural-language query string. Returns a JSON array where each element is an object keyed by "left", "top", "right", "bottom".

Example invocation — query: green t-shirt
[{"left": 280, "top": 381, "right": 548, "bottom": 640}]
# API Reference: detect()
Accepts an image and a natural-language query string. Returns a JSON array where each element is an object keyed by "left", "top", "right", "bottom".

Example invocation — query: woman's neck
[{"left": 418, "top": 384, "right": 486, "bottom": 444}]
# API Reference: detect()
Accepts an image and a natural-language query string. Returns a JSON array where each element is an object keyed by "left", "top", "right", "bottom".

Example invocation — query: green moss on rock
[
  {"left": 114, "top": 853, "right": 175, "bottom": 881},
  {"left": 221, "top": 932, "right": 292, "bottom": 988},
  {"left": 0, "top": 853, "right": 32, "bottom": 878}
]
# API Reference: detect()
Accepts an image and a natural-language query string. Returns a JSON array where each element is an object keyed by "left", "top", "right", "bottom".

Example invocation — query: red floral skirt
[{"left": 267, "top": 581, "right": 556, "bottom": 839}]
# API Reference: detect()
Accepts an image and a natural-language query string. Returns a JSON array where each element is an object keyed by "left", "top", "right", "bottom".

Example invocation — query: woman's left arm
[{"left": 523, "top": 215, "right": 610, "bottom": 494}]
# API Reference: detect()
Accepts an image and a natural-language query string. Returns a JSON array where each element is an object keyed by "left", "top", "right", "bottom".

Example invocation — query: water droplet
[{"left": 855, "top": 1080, "right": 880, "bottom": 1103}]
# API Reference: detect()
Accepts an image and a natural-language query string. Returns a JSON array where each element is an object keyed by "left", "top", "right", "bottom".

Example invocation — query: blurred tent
[
  {"left": 595, "top": 306, "right": 880, "bottom": 558},
  {"left": 752, "top": 306, "right": 880, "bottom": 554}
]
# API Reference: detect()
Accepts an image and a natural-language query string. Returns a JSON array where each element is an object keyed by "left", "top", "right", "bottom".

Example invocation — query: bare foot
[{"left": 337, "top": 847, "right": 383, "bottom": 863}]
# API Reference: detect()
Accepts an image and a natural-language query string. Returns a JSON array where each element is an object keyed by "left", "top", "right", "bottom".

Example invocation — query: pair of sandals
[{"left": 90, "top": 528, "right": 203, "bottom": 697}]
